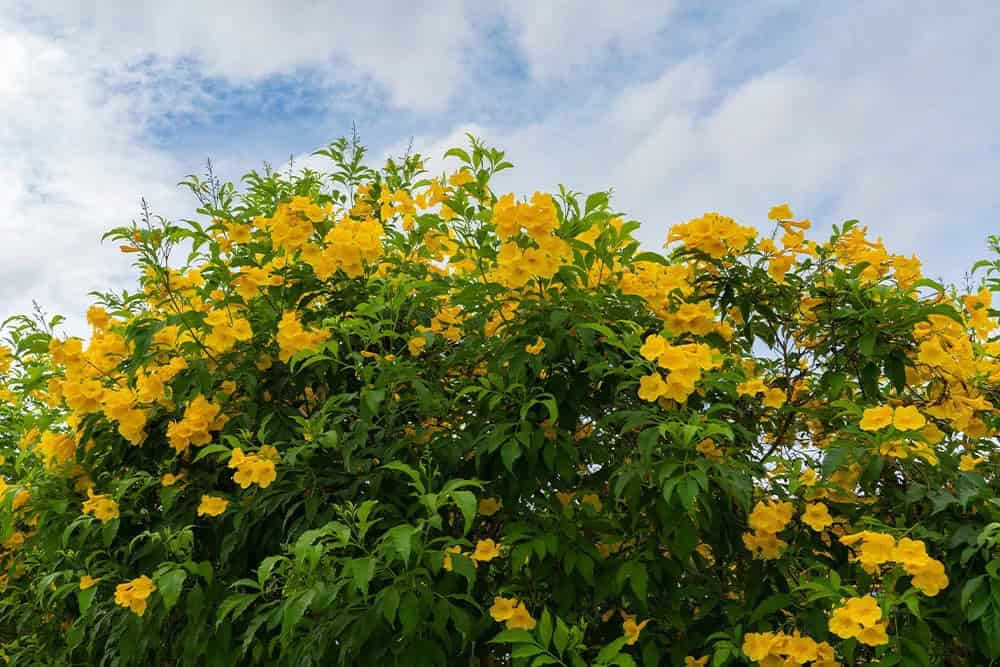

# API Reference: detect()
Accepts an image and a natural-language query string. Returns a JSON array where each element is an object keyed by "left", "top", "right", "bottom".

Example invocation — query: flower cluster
[
  {"left": 81, "top": 489, "right": 119, "bottom": 523},
  {"left": 744, "top": 500, "right": 795, "bottom": 559},
  {"left": 228, "top": 448, "right": 277, "bottom": 489},
  {"left": 275, "top": 311, "right": 330, "bottom": 362},
  {"left": 742, "top": 630, "right": 839, "bottom": 666},
  {"left": 667, "top": 212, "right": 757, "bottom": 259},
  {"left": 489, "top": 596, "right": 536, "bottom": 630},
  {"left": 840, "top": 532, "right": 948, "bottom": 595},
  {"left": 114, "top": 576, "right": 156, "bottom": 616},
  {"left": 827, "top": 596, "right": 888, "bottom": 646},
  {"left": 637, "top": 335, "right": 719, "bottom": 403},
  {"left": 166, "top": 395, "right": 225, "bottom": 453}
]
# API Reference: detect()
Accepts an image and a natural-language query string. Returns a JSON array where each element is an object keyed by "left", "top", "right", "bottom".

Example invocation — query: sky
[{"left": 2, "top": 1, "right": 998, "bottom": 335}]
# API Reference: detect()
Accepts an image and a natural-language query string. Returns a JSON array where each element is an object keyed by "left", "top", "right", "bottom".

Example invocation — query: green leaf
[
  {"left": 553, "top": 618, "right": 570, "bottom": 655},
  {"left": 384, "top": 525, "right": 416, "bottom": 564},
  {"left": 77, "top": 586, "right": 97, "bottom": 615},
  {"left": 884, "top": 353, "right": 907, "bottom": 394},
  {"left": 380, "top": 587, "right": 400, "bottom": 624},
  {"left": 821, "top": 448, "right": 849, "bottom": 477},
  {"left": 749, "top": 593, "right": 792, "bottom": 623},
  {"left": 362, "top": 388, "right": 385, "bottom": 415},
  {"left": 584, "top": 191, "right": 609, "bottom": 214},
  {"left": 860, "top": 362, "right": 880, "bottom": 399},
  {"left": 450, "top": 552, "right": 477, "bottom": 587},
  {"left": 216, "top": 593, "right": 258, "bottom": 627},
  {"left": 156, "top": 568, "right": 188, "bottom": 611},
  {"left": 281, "top": 589, "right": 316, "bottom": 640},
  {"left": 490, "top": 629, "right": 537, "bottom": 644},
  {"left": 632, "top": 252, "right": 670, "bottom": 266},
  {"left": 859, "top": 329, "right": 877, "bottom": 357},
  {"left": 451, "top": 490, "right": 477, "bottom": 534},
  {"left": 193, "top": 443, "right": 231, "bottom": 463},
  {"left": 900, "top": 637, "right": 931, "bottom": 667},
  {"left": 537, "top": 608, "right": 553, "bottom": 649},
  {"left": 398, "top": 592, "right": 421, "bottom": 636},
  {"left": 184, "top": 559, "right": 214, "bottom": 585},
  {"left": 595, "top": 637, "right": 629, "bottom": 663},
  {"left": 512, "top": 645, "right": 546, "bottom": 658},
  {"left": 257, "top": 555, "right": 286, "bottom": 588},
  {"left": 382, "top": 462, "right": 426, "bottom": 494},
  {"left": 501, "top": 440, "right": 521, "bottom": 471},
  {"left": 444, "top": 147, "right": 472, "bottom": 164},
  {"left": 347, "top": 557, "right": 376, "bottom": 594}
]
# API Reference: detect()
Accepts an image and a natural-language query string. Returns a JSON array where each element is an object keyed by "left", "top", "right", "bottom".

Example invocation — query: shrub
[{"left": 0, "top": 136, "right": 998, "bottom": 666}]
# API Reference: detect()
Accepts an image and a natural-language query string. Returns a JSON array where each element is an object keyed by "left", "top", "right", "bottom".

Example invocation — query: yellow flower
[
  {"left": 743, "top": 530, "right": 787, "bottom": 560},
  {"left": 525, "top": 337, "right": 546, "bottom": 355},
  {"left": 768, "top": 253, "right": 795, "bottom": 282},
  {"left": 685, "top": 657, "right": 709, "bottom": 667},
  {"left": 742, "top": 632, "right": 778, "bottom": 661},
  {"left": 844, "top": 596, "right": 882, "bottom": 626},
  {"left": 276, "top": 311, "right": 329, "bottom": 362},
  {"left": 114, "top": 575, "right": 156, "bottom": 616},
  {"left": 840, "top": 531, "right": 896, "bottom": 570},
  {"left": 161, "top": 472, "right": 184, "bottom": 487},
  {"left": 489, "top": 596, "right": 518, "bottom": 622},
  {"left": 637, "top": 373, "right": 667, "bottom": 401},
  {"left": 907, "top": 557, "right": 949, "bottom": 596},
  {"left": 82, "top": 489, "right": 119, "bottom": 523},
  {"left": 960, "top": 453, "right": 985, "bottom": 471},
  {"left": 166, "top": 395, "right": 224, "bottom": 453},
  {"left": 799, "top": 467, "right": 819, "bottom": 487},
  {"left": 228, "top": 448, "right": 277, "bottom": 489},
  {"left": 36, "top": 430, "right": 76, "bottom": 469},
  {"left": 748, "top": 500, "right": 794, "bottom": 534},
  {"left": 507, "top": 602, "right": 537, "bottom": 630},
  {"left": 86, "top": 305, "right": 112, "bottom": 330},
  {"left": 472, "top": 538, "right": 501, "bottom": 562},
  {"left": 696, "top": 438, "right": 724, "bottom": 462},
  {"left": 623, "top": 617, "right": 650, "bottom": 645},
  {"left": 828, "top": 596, "right": 882, "bottom": 640},
  {"left": 197, "top": 495, "right": 228, "bottom": 517},
  {"left": 768, "top": 203, "right": 794, "bottom": 220},
  {"left": 892, "top": 405, "right": 926, "bottom": 431},
  {"left": 448, "top": 170, "right": 474, "bottom": 187},
  {"left": 79, "top": 575, "right": 100, "bottom": 590},
  {"left": 408, "top": 336, "right": 426, "bottom": 356},
  {"left": 639, "top": 334, "right": 668, "bottom": 361},
  {"left": 762, "top": 387, "right": 786, "bottom": 408},
  {"left": 478, "top": 497, "right": 502, "bottom": 516},
  {"left": 857, "top": 621, "right": 889, "bottom": 646},
  {"left": 581, "top": 493, "right": 603, "bottom": 512},
  {"left": 859, "top": 405, "right": 893, "bottom": 431},
  {"left": 801, "top": 502, "right": 833, "bottom": 531}
]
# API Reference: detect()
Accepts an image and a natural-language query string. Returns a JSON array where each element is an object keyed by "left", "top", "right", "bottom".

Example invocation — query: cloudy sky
[{"left": 2, "top": 1, "right": 997, "bottom": 334}]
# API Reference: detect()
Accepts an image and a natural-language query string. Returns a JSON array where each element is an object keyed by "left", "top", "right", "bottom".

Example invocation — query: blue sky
[{"left": 2, "top": 1, "right": 998, "bottom": 333}]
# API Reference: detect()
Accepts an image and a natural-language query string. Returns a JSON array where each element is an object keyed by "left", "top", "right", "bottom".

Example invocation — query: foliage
[{"left": 0, "top": 135, "right": 998, "bottom": 666}]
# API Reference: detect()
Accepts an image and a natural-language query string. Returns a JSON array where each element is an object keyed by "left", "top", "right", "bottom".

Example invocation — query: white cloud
[
  {"left": 2, "top": 1, "right": 687, "bottom": 111},
  {"left": 0, "top": 29, "right": 184, "bottom": 334},
  {"left": 413, "top": 3, "right": 1000, "bottom": 284},
  {"left": 3, "top": 0, "right": 474, "bottom": 112},
  {"left": 497, "top": 1, "right": 678, "bottom": 79}
]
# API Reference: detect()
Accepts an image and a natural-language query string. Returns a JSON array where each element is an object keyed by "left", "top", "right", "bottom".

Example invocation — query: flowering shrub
[{"left": 0, "top": 136, "right": 998, "bottom": 666}]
